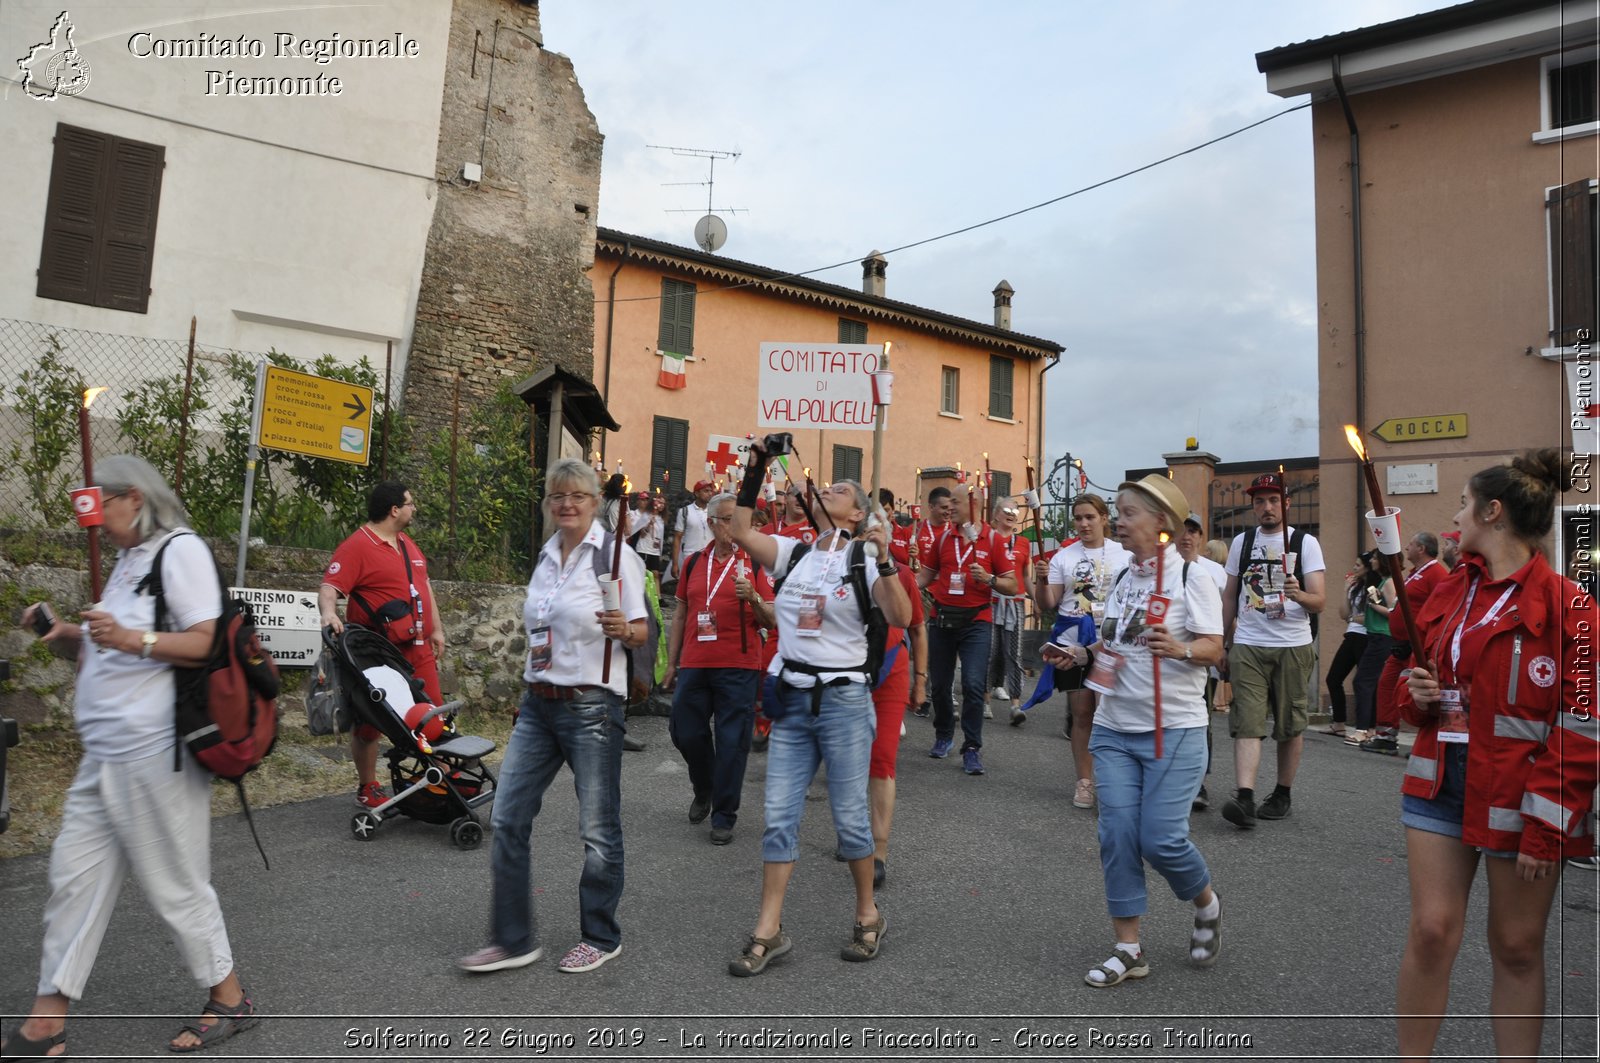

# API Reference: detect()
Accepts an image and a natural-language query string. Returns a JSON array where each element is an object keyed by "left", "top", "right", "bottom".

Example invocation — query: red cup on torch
[{"left": 71, "top": 486, "right": 104, "bottom": 527}]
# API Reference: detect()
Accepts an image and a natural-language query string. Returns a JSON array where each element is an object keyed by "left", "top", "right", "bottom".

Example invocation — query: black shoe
[
  {"left": 1257, "top": 791, "right": 1292, "bottom": 820},
  {"left": 1221, "top": 792, "right": 1257, "bottom": 830},
  {"left": 873, "top": 858, "right": 886, "bottom": 889},
  {"left": 688, "top": 795, "right": 711, "bottom": 824},
  {"left": 751, "top": 732, "right": 769, "bottom": 753},
  {"left": 912, "top": 702, "right": 931, "bottom": 719},
  {"left": 709, "top": 826, "right": 734, "bottom": 845},
  {"left": 1192, "top": 784, "right": 1209, "bottom": 812},
  {"left": 1359, "top": 735, "right": 1399, "bottom": 756},
  {"left": 622, "top": 734, "right": 646, "bottom": 752}
]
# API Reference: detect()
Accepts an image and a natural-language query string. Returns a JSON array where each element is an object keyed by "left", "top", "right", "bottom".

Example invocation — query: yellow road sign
[
  {"left": 1372, "top": 413, "right": 1468, "bottom": 444},
  {"left": 258, "top": 365, "right": 374, "bottom": 465}
]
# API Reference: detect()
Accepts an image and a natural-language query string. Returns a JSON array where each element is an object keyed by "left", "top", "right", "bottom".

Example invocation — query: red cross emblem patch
[
  {"left": 1528, "top": 656, "right": 1557, "bottom": 689},
  {"left": 833, "top": 586, "right": 851, "bottom": 601}
]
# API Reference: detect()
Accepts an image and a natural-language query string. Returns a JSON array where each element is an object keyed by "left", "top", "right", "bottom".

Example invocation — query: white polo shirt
[
  {"left": 75, "top": 529, "right": 222, "bottom": 762},
  {"left": 522, "top": 520, "right": 648, "bottom": 696},
  {"left": 676, "top": 503, "right": 713, "bottom": 558}
]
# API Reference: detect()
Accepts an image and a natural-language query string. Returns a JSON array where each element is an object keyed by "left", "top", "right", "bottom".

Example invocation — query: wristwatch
[
  {"left": 1183, "top": 644, "right": 1192, "bottom": 662},
  {"left": 139, "top": 631, "right": 159, "bottom": 660}
]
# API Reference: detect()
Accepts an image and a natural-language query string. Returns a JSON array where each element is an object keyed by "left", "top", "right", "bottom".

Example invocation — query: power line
[{"left": 602, "top": 100, "right": 1313, "bottom": 305}]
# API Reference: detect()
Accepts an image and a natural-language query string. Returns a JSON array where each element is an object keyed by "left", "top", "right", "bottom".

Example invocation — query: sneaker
[
  {"left": 993, "top": 686, "right": 1010, "bottom": 701},
  {"left": 1192, "top": 784, "right": 1210, "bottom": 812},
  {"left": 899, "top": 721, "right": 906, "bottom": 737},
  {"left": 913, "top": 702, "right": 931, "bottom": 719},
  {"left": 982, "top": 704, "right": 994, "bottom": 719},
  {"left": 1257, "top": 790, "right": 1292, "bottom": 820},
  {"left": 557, "top": 942, "right": 621, "bottom": 973},
  {"left": 356, "top": 781, "right": 389, "bottom": 809},
  {"left": 962, "top": 748, "right": 984, "bottom": 775},
  {"left": 929, "top": 737, "right": 953, "bottom": 759},
  {"left": 1073, "top": 778, "right": 1096, "bottom": 809},
  {"left": 1009, "top": 708, "right": 1027, "bottom": 727},
  {"left": 688, "top": 794, "right": 712, "bottom": 824},
  {"left": 709, "top": 826, "right": 734, "bottom": 845},
  {"left": 1567, "top": 855, "right": 1600, "bottom": 870},
  {"left": 1222, "top": 792, "right": 1257, "bottom": 830},
  {"left": 1359, "top": 735, "right": 1399, "bottom": 756},
  {"left": 457, "top": 944, "right": 542, "bottom": 973}
]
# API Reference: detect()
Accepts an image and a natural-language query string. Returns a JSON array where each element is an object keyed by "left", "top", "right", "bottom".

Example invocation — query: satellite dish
[{"left": 694, "top": 213, "right": 728, "bottom": 253}]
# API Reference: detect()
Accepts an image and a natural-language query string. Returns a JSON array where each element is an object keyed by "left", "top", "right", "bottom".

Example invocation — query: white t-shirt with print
[
  {"left": 1095, "top": 545, "right": 1223, "bottom": 733},
  {"left": 1225, "top": 527, "right": 1326, "bottom": 648},
  {"left": 75, "top": 530, "right": 222, "bottom": 762},
  {"left": 765, "top": 533, "right": 879, "bottom": 687},
  {"left": 632, "top": 513, "right": 664, "bottom": 558},
  {"left": 1045, "top": 538, "right": 1131, "bottom": 621}
]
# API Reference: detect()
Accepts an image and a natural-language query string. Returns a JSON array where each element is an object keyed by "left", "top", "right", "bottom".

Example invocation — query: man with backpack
[
  {"left": 1219, "top": 472, "right": 1326, "bottom": 829},
  {"left": 319, "top": 482, "right": 446, "bottom": 811}
]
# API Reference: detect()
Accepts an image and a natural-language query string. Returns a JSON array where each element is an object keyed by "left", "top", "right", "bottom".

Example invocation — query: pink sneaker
[{"left": 557, "top": 942, "right": 621, "bottom": 973}]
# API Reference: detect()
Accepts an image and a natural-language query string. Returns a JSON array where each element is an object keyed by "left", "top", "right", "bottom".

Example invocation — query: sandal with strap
[
  {"left": 839, "top": 911, "right": 887, "bottom": 962},
  {"left": 169, "top": 996, "right": 260, "bottom": 1054},
  {"left": 1, "top": 1025, "right": 67, "bottom": 1060},
  {"left": 727, "top": 927, "right": 791, "bottom": 977},
  {"left": 1190, "top": 894, "right": 1222, "bottom": 967},
  {"left": 1084, "top": 946, "right": 1149, "bottom": 988}
]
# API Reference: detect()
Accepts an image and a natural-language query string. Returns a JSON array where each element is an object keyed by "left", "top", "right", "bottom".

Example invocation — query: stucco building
[{"left": 591, "top": 229, "right": 1063, "bottom": 507}]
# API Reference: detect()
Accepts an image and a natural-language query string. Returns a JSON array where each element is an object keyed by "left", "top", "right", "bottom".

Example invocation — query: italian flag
[{"left": 658, "top": 351, "right": 686, "bottom": 389}]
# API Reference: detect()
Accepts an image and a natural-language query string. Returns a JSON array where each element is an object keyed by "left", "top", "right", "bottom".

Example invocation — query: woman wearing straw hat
[{"left": 1044, "top": 474, "right": 1225, "bottom": 987}]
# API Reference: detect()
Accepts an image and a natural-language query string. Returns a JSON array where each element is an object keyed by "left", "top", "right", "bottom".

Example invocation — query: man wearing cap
[
  {"left": 628, "top": 492, "right": 666, "bottom": 574},
  {"left": 1219, "top": 472, "right": 1326, "bottom": 829},
  {"left": 1177, "top": 511, "right": 1228, "bottom": 811},
  {"left": 672, "top": 480, "right": 718, "bottom": 578}
]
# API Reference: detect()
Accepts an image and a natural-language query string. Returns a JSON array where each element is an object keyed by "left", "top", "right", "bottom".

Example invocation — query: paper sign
[{"left": 758, "top": 343, "right": 884, "bottom": 429}]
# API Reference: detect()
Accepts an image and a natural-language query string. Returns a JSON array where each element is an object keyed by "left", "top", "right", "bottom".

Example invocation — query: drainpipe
[
  {"left": 1037, "top": 349, "right": 1061, "bottom": 468},
  {"left": 598, "top": 239, "right": 629, "bottom": 465},
  {"left": 1331, "top": 56, "right": 1367, "bottom": 559}
]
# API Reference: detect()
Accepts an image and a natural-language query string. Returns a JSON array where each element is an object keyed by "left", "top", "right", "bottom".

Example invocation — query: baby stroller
[{"left": 327, "top": 626, "right": 497, "bottom": 850}]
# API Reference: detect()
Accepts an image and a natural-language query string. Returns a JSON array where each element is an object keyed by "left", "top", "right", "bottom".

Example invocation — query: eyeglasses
[
  {"left": 102, "top": 491, "right": 130, "bottom": 503},
  {"left": 706, "top": 514, "right": 733, "bottom": 524},
  {"left": 547, "top": 492, "right": 596, "bottom": 506}
]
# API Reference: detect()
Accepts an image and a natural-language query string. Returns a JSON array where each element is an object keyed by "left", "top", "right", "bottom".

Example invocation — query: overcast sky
[{"left": 543, "top": 0, "right": 1425, "bottom": 497}]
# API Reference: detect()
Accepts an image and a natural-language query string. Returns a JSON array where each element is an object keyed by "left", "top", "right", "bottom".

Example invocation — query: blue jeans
[
  {"left": 669, "top": 667, "right": 758, "bottom": 828},
  {"left": 1089, "top": 724, "right": 1211, "bottom": 919},
  {"left": 489, "top": 688, "right": 625, "bottom": 954},
  {"left": 928, "top": 620, "right": 992, "bottom": 750},
  {"left": 761, "top": 681, "right": 876, "bottom": 863}
]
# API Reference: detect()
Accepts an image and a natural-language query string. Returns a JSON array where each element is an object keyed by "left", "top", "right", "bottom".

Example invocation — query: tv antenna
[{"left": 648, "top": 143, "right": 746, "bottom": 252}]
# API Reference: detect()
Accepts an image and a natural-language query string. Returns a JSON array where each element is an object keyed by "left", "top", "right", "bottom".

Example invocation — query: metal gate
[{"left": 1208, "top": 475, "right": 1320, "bottom": 544}]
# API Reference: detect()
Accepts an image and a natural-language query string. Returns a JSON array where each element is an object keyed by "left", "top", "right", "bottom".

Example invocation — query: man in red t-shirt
[
  {"left": 663, "top": 494, "right": 775, "bottom": 844},
  {"left": 319, "top": 482, "right": 446, "bottom": 809},
  {"left": 917, "top": 516, "right": 1016, "bottom": 775},
  {"left": 1365, "top": 531, "right": 1448, "bottom": 754},
  {"left": 759, "top": 484, "right": 818, "bottom": 545}
]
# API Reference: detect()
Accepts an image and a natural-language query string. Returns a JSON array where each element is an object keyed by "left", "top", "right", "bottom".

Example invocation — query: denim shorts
[{"left": 1400, "top": 743, "right": 1517, "bottom": 858}]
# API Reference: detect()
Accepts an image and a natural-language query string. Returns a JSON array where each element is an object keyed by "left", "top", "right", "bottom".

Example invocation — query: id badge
[
  {"left": 528, "top": 625, "right": 553, "bottom": 672},
  {"left": 1085, "top": 648, "right": 1125, "bottom": 695},
  {"left": 1437, "top": 686, "right": 1469, "bottom": 744},
  {"left": 1262, "top": 592, "right": 1285, "bottom": 619},
  {"left": 1091, "top": 600, "right": 1106, "bottom": 624},
  {"left": 696, "top": 610, "right": 719, "bottom": 642},
  {"left": 797, "top": 594, "right": 825, "bottom": 636},
  {"left": 949, "top": 571, "right": 966, "bottom": 596},
  {"left": 1145, "top": 593, "right": 1172, "bottom": 627}
]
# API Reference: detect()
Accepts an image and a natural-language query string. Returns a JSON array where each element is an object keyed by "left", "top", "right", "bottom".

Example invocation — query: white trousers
[{"left": 37, "top": 750, "right": 234, "bottom": 999}]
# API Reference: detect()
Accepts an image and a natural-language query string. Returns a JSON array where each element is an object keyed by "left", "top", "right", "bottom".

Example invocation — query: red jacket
[{"left": 1398, "top": 551, "right": 1599, "bottom": 860}]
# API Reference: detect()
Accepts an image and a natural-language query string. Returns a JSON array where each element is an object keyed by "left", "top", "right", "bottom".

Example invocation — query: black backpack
[
  {"left": 1239, "top": 525, "right": 1319, "bottom": 639},
  {"left": 773, "top": 538, "right": 890, "bottom": 688}
]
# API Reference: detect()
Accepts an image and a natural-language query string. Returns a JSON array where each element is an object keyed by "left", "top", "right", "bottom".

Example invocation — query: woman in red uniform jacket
[{"left": 1396, "top": 449, "right": 1597, "bottom": 1061}]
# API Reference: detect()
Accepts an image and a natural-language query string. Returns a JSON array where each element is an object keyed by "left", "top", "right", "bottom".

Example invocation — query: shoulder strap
[
  {"left": 1183, "top": 560, "right": 1191, "bottom": 587},
  {"left": 680, "top": 547, "right": 702, "bottom": 587},
  {"left": 773, "top": 540, "right": 812, "bottom": 593},
  {"left": 1288, "top": 527, "right": 1307, "bottom": 583},
  {"left": 848, "top": 539, "right": 872, "bottom": 624},
  {"left": 591, "top": 533, "right": 613, "bottom": 579},
  {"left": 1240, "top": 527, "right": 1257, "bottom": 572}
]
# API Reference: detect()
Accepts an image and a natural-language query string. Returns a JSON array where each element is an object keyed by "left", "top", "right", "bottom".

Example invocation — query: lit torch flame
[
  {"left": 1343, "top": 424, "right": 1368, "bottom": 462},
  {"left": 82, "top": 387, "right": 108, "bottom": 410}
]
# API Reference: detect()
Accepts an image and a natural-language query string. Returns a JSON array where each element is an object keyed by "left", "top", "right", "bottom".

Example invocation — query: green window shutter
[
  {"left": 651, "top": 415, "right": 689, "bottom": 495},
  {"left": 838, "top": 318, "right": 867, "bottom": 344},
  {"left": 833, "top": 445, "right": 862, "bottom": 483},
  {"left": 992, "top": 470, "right": 1012, "bottom": 500},
  {"left": 989, "top": 355, "right": 1014, "bottom": 419},
  {"left": 658, "top": 278, "right": 696, "bottom": 357}
]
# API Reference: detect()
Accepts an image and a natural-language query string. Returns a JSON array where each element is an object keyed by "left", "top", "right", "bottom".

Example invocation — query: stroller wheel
[
  {"left": 352, "top": 811, "right": 381, "bottom": 841},
  {"left": 450, "top": 817, "right": 484, "bottom": 851}
]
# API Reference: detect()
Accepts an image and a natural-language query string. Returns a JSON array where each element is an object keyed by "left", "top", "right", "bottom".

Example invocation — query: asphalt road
[{"left": 1, "top": 695, "right": 1596, "bottom": 1062}]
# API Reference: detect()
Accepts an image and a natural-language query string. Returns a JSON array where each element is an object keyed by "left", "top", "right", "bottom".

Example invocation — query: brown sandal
[
  {"left": 727, "top": 927, "right": 791, "bottom": 977},
  {"left": 840, "top": 911, "right": 887, "bottom": 962}
]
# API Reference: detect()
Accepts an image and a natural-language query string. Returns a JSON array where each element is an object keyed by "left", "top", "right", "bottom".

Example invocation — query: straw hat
[{"left": 1116, "top": 474, "right": 1190, "bottom": 536}]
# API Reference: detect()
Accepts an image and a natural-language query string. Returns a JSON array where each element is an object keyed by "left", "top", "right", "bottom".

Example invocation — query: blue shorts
[{"left": 1401, "top": 743, "right": 1517, "bottom": 858}]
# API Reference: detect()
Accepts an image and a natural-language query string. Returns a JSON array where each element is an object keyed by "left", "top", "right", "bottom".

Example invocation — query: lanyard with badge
[
  {"left": 698, "top": 548, "right": 742, "bottom": 641},
  {"left": 948, "top": 536, "right": 975, "bottom": 597},
  {"left": 1434, "top": 577, "right": 1517, "bottom": 744},
  {"left": 528, "top": 543, "right": 587, "bottom": 671},
  {"left": 796, "top": 534, "right": 845, "bottom": 637}
]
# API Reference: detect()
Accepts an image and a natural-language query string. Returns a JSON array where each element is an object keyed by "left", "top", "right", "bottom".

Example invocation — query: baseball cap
[
  {"left": 1183, "top": 512, "right": 1203, "bottom": 530},
  {"left": 1440, "top": 530, "right": 1461, "bottom": 543},
  {"left": 1245, "top": 472, "right": 1287, "bottom": 497},
  {"left": 693, "top": 479, "right": 715, "bottom": 492}
]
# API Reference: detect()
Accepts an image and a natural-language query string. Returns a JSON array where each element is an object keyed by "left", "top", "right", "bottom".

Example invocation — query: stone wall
[
  {"left": 0, "top": 534, "right": 530, "bottom": 727},
  {"left": 402, "top": 0, "right": 604, "bottom": 438}
]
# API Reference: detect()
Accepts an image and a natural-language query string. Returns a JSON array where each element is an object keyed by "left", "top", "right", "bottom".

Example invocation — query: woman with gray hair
[
  {"left": 458, "top": 457, "right": 647, "bottom": 977},
  {"left": 4, "top": 455, "right": 260, "bottom": 1056}
]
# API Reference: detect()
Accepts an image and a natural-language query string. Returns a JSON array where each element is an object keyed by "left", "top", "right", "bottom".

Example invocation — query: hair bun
[{"left": 1511, "top": 448, "right": 1570, "bottom": 493}]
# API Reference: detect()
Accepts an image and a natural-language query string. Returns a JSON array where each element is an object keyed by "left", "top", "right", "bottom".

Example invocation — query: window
[
  {"left": 989, "top": 355, "right": 1014, "bottom": 419},
  {"left": 832, "top": 445, "right": 862, "bottom": 484},
  {"left": 838, "top": 318, "right": 867, "bottom": 344},
  {"left": 1547, "top": 180, "right": 1598, "bottom": 347},
  {"left": 1548, "top": 53, "right": 1598, "bottom": 129},
  {"left": 940, "top": 366, "right": 960, "bottom": 414},
  {"left": 657, "top": 278, "right": 696, "bottom": 357},
  {"left": 650, "top": 415, "right": 689, "bottom": 496},
  {"left": 37, "top": 123, "right": 165, "bottom": 313},
  {"left": 991, "top": 470, "right": 1013, "bottom": 501}
]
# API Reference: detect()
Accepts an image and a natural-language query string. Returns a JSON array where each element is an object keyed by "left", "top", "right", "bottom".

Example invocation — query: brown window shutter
[
  {"left": 1548, "top": 180, "right": 1596, "bottom": 346},
  {"left": 100, "top": 138, "right": 164, "bottom": 313},
  {"left": 37, "top": 124, "right": 108, "bottom": 304}
]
